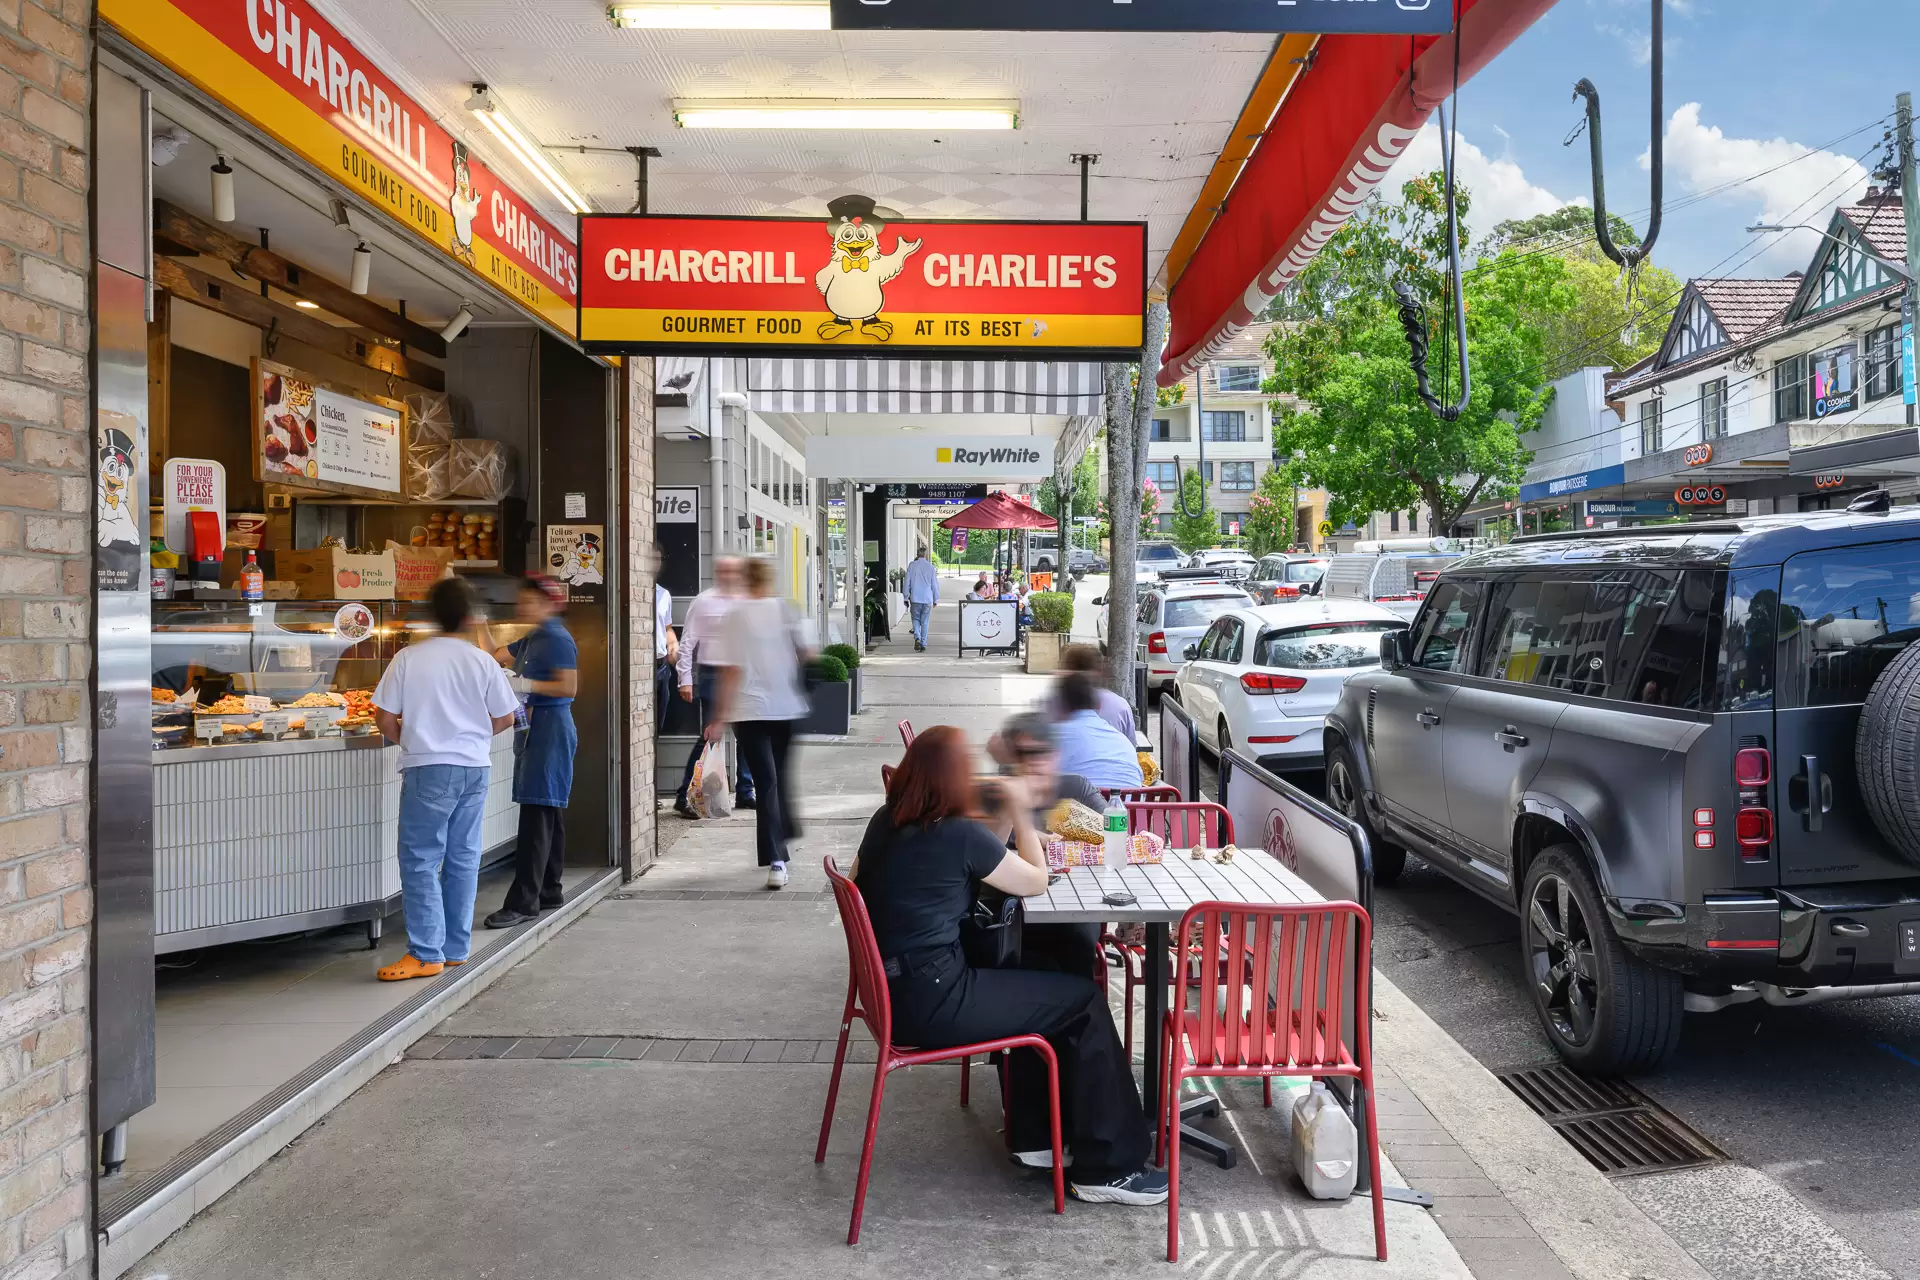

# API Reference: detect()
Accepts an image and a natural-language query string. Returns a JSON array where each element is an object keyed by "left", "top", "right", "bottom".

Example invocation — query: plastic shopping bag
[{"left": 692, "top": 740, "right": 733, "bottom": 819}]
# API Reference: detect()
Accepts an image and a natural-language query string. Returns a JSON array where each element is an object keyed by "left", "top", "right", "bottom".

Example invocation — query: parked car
[
  {"left": 1187, "top": 548, "right": 1257, "bottom": 581},
  {"left": 1135, "top": 541, "right": 1186, "bottom": 582},
  {"left": 1174, "top": 600, "right": 1405, "bottom": 771},
  {"left": 1067, "top": 546, "right": 1105, "bottom": 574},
  {"left": 1248, "top": 554, "right": 1331, "bottom": 604},
  {"left": 1318, "top": 539, "right": 1461, "bottom": 620},
  {"left": 1324, "top": 499, "right": 1920, "bottom": 1073},
  {"left": 1134, "top": 580, "right": 1252, "bottom": 693}
]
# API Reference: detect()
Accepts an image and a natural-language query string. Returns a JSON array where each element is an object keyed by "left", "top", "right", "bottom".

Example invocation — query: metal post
[
  {"left": 627, "top": 145, "right": 662, "bottom": 215},
  {"left": 1070, "top": 153, "right": 1099, "bottom": 222},
  {"left": 1897, "top": 93, "right": 1918, "bottom": 425}
]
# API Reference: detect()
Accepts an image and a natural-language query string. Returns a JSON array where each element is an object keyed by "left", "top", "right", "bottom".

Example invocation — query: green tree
[
  {"left": 1243, "top": 466, "right": 1295, "bottom": 557},
  {"left": 1036, "top": 447, "right": 1100, "bottom": 522},
  {"left": 1266, "top": 172, "right": 1576, "bottom": 533},
  {"left": 1168, "top": 471, "right": 1218, "bottom": 553}
]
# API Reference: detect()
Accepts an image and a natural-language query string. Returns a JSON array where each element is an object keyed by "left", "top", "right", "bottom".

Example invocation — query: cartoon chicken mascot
[
  {"left": 815, "top": 194, "right": 922, "bottom": 342},
  {"left": 560, "top": 531, "right": 604, "bottom": 587},
  {"left": 96, "top": 424, "right": 142, "bottom": 586},
  {"left": 449, "top": 142, "right": 480, "bottom": 266}
]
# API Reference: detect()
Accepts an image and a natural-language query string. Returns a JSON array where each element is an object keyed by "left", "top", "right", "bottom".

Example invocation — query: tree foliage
[
  {"left": 1036, "top": 446, "right": 1101, "bottom": 521},
  {"left": 1243, "top": 467, "right": 1296, "bottom": 558},
  {"left": 1167, "top": 471, "right": 1219, "bottom": 553},
  {"left": 1266, "top": 172, "right": 1576, "bottom": 533}
]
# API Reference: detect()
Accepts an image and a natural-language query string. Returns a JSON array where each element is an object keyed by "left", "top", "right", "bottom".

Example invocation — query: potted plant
[
  {"left": 825, "top": 642, "right": 862, "bottom": 713},
  {"left": 799, "top": 653, "right": 852, "bottom": 736},
  {"left": 1024, "top": 591, "right": 1075, "bottom": 673}
]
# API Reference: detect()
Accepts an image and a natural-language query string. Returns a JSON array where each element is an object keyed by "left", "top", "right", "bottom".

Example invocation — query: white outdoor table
[{"left": 1024, "top": 851, "right": 1329, "bottom": 1168}]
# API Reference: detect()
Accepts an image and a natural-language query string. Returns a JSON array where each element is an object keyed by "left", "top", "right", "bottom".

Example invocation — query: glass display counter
[{"left": 148, "top": 601, "right": 524, "bottom": 952}]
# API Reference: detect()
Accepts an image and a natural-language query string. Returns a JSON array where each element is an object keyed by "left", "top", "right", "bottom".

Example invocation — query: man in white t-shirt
[{"left": 372, "top": 578, "right": 517, "bottom": 981}]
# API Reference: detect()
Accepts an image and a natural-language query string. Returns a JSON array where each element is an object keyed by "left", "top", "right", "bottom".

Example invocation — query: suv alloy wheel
[
  {"left": 1327, "top": 742, "right": 1407, "bottom": 886},
  {"left": 1521, "top": 845, "right": 1683, "bottom": 1073}
]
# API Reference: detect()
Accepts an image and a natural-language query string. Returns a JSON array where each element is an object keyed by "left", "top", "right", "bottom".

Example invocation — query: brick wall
[
  {"left": 625, "top": 357, "right": 656, "bottom": 874},
  {"left": 0, "top": 1, "right": 94, "bottom": 1277}
]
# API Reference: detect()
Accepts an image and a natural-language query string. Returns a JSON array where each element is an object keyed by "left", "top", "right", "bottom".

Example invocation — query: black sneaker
[
  {"left": 483, "top": 908, "right": 535, "bottom": 930},
  {"left": 538, "top": 898, "right": 565, "bottom": 911},
  {"left": 735, "top": 793, "right": 758, "bottom": 810},
  {"left": 1069, "top": 1168, "right": 1170, "bottom": 1206},
  {"left": 673, "top": 800, "right": 699, "bottom": 819}
]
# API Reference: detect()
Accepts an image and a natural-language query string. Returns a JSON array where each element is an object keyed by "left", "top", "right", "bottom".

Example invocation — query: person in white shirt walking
[
  {"left": 673, "top": 555, "right": 755, "bottom": 816},
  {"left": 372, "top": 578, "right": 518, "bottom": 981},
  {"left": 706, "top": 557, "right": 812, "bottom": 888},
  {"left": 903, "top": 545, "right": 939, "bottom": 651}
]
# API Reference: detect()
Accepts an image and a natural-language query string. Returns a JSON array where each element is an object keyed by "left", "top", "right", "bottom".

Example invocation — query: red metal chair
[
  {"left": 897, "top": 719, "right": 915, "bottom": 748},
  {"left": 1158, "top": 901, "right": 1385, "bottom": 1263},
  {"left": 1101, "top": 803, "right": 1237, "bottom": 1057},
  {"left": 816, "top": 857, "right": 1065, "bottom": 1245},
  {"left": 1098, "top": 784, "right": 1182, "bottom": 805},
  {"left": 880, "top": 763, "right": 896, "bottom": 790}
]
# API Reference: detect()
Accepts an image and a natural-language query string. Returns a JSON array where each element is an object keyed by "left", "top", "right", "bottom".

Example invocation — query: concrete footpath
[{"left": 132, "top": 582, "right": 1704, "bottom": 1280}]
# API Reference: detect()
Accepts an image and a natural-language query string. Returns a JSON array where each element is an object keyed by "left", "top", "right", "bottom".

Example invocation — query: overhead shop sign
[
  {"left": 104, "top": 0, "right": 579, "bottom": 333},
  {"left": 828, "top": 0, "right": 1452, "bottom": 33},
  {"left": 579, "top": 199, "right": 1146, "bottom": 359},
  {"left": 806, "top": 435, "right": 1054, "bottom": 482}
]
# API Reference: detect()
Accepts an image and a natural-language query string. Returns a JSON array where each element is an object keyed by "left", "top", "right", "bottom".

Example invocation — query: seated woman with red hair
[{"left": 851, "top": 725, "right": 1167, "bottom": 1206}]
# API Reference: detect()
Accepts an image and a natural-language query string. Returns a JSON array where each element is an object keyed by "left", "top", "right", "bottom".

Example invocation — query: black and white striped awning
[{"left": 747, "top": 359, "right": 1105, "bottom": 415}]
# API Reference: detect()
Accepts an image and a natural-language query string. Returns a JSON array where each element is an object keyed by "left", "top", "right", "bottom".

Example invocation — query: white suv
[{"left": 1135, "top": 580, "right": 1252, "bottom": 693}]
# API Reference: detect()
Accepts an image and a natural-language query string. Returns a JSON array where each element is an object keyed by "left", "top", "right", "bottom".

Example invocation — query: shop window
[
  {"left": 1699, "top": 377, "right": 1727, "bottom": 440},
  {"left": 1773, "top": 353, "right": 1808, "bottom": 423},
  {"left": 1866, "top": 324, "right": 1904, "bottom": 401},
  {"left": 1201, "top": 410, "right": 1247, "bottom": 442},
  {"left": 1215, "top": 364, "right": 1262, "bottom": 392},
  {"left": 1219, "top": 462, "right": 1254, "bottom": 491},
  {"left": 1639, "top": 399, "right": 1663, "bottom": 453}
]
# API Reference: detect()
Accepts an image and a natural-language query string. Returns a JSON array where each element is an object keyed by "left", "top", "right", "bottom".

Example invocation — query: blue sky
[{"left": 1383, "top": 0, "right": 1920, "bottom": 280}]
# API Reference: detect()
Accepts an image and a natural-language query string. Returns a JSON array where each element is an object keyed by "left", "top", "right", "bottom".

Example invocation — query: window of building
[
  {"left": 1866, "top": 323, "right": 1905, "bottom": 401},
  {"left": 1389, "top": 511, "right": 1401, "bottom": 532},
  {"left": 1639, "top": 398, "right": 1663, "bottom": 453},
  {"left": 1150, "top": 417, "right": 1174, "bottom": 442},
  {"left": 1809, "top": 342, "right": 1857, "bottom": 417},
  {"left": 1215, "top": 364, "right": 1262, "bottom": 392},
  {"left": 1218, "top": 511, "right": 1241, "bottom": 534},
  {"left": 1201, "top": 410, "right": 1247, "bottom": 442},
  {"left": 1699, "top": 377, "right": 1728, "bottom": 440},
  {"left": 1197, "top": 461, "right": 1213, "bottom": 484},
  {"left": 1219, "top": 462, "right": 1255, "bottom": 491},
  {"left": 1774, "top": 353, "right": 1808, "bottom": 423},
  {"left": 1144, "top": 460, "right": 1179, "bottom": 489}
]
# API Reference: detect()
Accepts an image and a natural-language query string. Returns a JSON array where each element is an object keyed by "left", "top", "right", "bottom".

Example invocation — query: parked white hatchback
[{"left": 1173, "top": 600, "right": 1407, "bottom": 771}]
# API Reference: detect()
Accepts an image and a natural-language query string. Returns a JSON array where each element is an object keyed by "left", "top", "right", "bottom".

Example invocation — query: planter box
[
  {"left": 800, "top": 680, "right": 852, "bottom": 736},
  {"left": 1026, "top": 631, "right": 1066, "bottom": 674}
]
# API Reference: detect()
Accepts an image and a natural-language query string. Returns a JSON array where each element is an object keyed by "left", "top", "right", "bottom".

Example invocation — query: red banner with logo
[
  {"left": 104, "top": 0, "right": 578, "bottom": 332},
  {"left": 579, "top": 211, "right": 1146, "bottom": 357}
]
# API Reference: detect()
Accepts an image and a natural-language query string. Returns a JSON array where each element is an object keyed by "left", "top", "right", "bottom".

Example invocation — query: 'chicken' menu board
[{"left": 253, "top": 358, "right": 407, "bottom": 501}]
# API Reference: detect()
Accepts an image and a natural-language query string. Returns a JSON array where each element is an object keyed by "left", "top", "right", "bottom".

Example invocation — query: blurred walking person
[
  {"left": 706, "top": 557, "right": 812, "bottom": 888},
  {"left": 904, "top": 545, "right": 939, "bottom": 651},
  {"left": 673, "top": 555, "right": 756, "bottom": 817},
  {"left": 484, "top": 576, "right": 579, "bottom": 929}
]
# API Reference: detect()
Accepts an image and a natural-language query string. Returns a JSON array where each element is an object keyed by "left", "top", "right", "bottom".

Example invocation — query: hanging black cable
[
  {"left": 1396, "top": 4, "right": 1471, "bottom": 423},
  {"left": 1572, "top": 0, "right": 1664, "bottom": 267}
]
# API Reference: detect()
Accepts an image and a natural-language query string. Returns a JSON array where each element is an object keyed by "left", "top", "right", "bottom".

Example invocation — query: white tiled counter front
[{"left": 152, "top": 734, "right": 519, "bottom": 952}]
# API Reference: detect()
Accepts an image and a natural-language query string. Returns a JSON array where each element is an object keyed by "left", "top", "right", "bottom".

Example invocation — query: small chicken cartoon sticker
[
  {"left": 815, "top": 194, "right": 921, "bottom": 342},
  {"left": 449, "top": 142, "right": 480, "bottom": 267}
]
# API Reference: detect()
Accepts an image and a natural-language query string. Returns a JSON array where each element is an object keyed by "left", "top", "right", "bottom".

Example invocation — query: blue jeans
[
  {"left": 397, "top": 764, "right": 489, "bottom": 964},
  {"left": 910, "top": 602, "right": 933, "bottom": 646}
]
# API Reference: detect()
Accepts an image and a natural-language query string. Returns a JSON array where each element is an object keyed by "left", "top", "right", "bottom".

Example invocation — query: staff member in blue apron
[{"left": 484, "top": 576, "right": 579, "bottom": 929}]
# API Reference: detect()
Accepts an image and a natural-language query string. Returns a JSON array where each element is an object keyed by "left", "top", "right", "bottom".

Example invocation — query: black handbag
[{"left": 960, "top": 889, "right": 1024, "bottom": 969}]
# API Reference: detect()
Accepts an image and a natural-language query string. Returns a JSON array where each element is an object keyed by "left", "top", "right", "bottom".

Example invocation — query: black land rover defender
[{"left": 1325, "top": 500, "right": 1920, "bottom": 1072}]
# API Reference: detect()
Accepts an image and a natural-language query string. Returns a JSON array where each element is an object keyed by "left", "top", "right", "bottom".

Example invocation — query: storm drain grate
[{"left": 1497, "top": 1063, "right": 1725, "bottom": 1178}]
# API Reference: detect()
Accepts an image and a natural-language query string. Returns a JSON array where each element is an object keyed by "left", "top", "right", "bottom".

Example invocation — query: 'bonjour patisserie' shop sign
[{"left": 103, "top": 0, "right": 578, "bottom": 335}]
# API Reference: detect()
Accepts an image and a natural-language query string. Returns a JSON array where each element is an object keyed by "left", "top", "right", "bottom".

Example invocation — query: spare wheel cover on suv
[{"left": 1856, "top": 642, "right": 1920, "bottom": 863}]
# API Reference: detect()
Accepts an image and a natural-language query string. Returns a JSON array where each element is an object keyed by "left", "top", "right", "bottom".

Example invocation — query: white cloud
[
  {"left": 1383, "top": 123, "right": 1572, "bottom": 241},
  {"left": 1651, "top": 103, "right": 1871, "bottom": 274}
]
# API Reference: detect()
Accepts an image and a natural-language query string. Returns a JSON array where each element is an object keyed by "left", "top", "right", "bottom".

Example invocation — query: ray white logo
[{"left": 938, "top": 446, "right": 1041, "bottom": 466}]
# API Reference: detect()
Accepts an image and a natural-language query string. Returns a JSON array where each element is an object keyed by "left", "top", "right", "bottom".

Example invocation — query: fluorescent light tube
[
  {"left": 472, "top": 104, "right": 594, "bottom": 215},
  {"left": 674, "top": 99, "right": 1019, "bottom": 131},
  {"left": 608, "top": 2, "right": 830, "bottom": 29}
]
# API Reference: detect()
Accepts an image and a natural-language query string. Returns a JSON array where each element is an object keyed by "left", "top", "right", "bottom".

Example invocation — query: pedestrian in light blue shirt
[
  {"left": 903, "top": 546, "right": 940, "bottom": 652},
  {"left": 1051, "top": 672, "right": 1144, "bottom": 791}
]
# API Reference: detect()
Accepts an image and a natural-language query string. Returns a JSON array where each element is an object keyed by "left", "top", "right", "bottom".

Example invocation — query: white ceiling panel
[{"left": 316, "top": 0, "right": 1277, "bottom": 275}]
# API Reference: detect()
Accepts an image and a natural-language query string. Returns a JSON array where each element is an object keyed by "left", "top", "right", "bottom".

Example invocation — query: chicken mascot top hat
[{"left": 814, "top": 193, "right": 921, "bottom": 343}]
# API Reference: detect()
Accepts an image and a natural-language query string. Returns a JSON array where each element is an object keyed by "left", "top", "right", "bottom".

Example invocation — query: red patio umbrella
[{"left": 936, "top": 492, "right": 1056, "bottom": 532}]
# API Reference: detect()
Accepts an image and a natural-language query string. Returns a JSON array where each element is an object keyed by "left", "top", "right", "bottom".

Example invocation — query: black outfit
[
  {"left": 502, "top": 805, "right": 566, "bottom": 913},
  {"left": 735, "top": 719, "right": 796, "bottom": 865},
  {"left": 1019, "top": 772, "right": 1107, "bottom": 979},
  {"left": 854, "top": 810, "right": 1151, "bottom": 1180}
]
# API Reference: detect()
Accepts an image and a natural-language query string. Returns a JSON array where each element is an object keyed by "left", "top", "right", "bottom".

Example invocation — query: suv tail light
[
  {"left": 1147, "top": 632, "right": 1168, "bottom": 654},
  {"left": 1241, "top": 672, "right": 1308, "bottom": 695},
  {"left": 1735, "top": 807, "right": 1774, "bottom": 849},
  {"left": 1732, "top": 740, "right": 1773, "bottom": 861},
  {"left": 1734, "top": 747, "right": 1771, "bottom": 788}
]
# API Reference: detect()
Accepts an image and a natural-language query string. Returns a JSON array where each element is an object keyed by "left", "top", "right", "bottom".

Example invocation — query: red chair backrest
[
  {"left": 880, "top": 763, "right": 897, "bottom": 790},
  {"left": 823, "top": 857, "right": 894, "bottom": 1049},
  {"left": 1173, "top": 900, "right": 1371, "bottom": 1072},
  {"left": 1126, "top": 801, "right": 1233, "bottom": 848},
  {"left": 1101, "top": 784, "right": 1182, "bottom": 806},
  {"left": 898, "top": 720, "right": 915, "bottom": 748}
]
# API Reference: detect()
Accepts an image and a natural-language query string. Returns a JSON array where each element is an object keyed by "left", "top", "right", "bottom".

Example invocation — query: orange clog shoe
[{"left": 377, "top": 954, "right": 444, "bottom": 982}]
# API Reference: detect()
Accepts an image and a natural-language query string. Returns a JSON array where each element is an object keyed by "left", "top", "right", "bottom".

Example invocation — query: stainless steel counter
[{"left": 153, "top": 734, "right": 390, "bottom": 764}]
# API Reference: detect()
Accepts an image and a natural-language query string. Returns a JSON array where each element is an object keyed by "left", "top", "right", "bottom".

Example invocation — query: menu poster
[
  {"left": 544, "top": 524, "right": 606, "bottom": 603},
  {"left": 254, "top": 359, "right": 407, "bottom": 501}
]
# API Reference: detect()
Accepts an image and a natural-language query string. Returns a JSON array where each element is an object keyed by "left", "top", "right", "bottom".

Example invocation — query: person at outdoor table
[
  {"left": 903, "top": 545, "right": 939, "bottom": 652},
  {"left": 672, "top": 556, "right": 755, "bottom": 818},
  {"left": 1048, "top": 644, "right": 1136, "bottom": 742},
  {"left": 990, "top": 711, "right": 1105, "bottom": 980},
  {"left": 1052, "top": 672, "right": 1144, "bottom": 791},
  {"left": 483, "top": 576, "right": 579, "bottom": 929},
  {"left": 706, "top": 556, "right": 811, "bottom": 889},
  {"left": 851, "top": 726, "right": 1167, "bottom": 1206}
]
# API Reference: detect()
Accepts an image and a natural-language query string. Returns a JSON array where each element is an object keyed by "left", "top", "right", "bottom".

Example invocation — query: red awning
[
  {"left": 1162, "top": 0, "right": 1561, "bottom": 385},
  {"left": 937, "top": 492, "right": 1058, "bottom": 531}
]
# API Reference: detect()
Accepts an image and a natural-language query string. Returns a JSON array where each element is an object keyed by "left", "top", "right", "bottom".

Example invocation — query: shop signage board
[
  {"left": 1586, "top": 499, "right": 1725, "bottom": 519},
  {"left": 103, "top": 0, "right": 579, "bottom": 333},
  {"left": 654, "top": 488, "right": 701, "bottom": 601},
  {"left": 877, "top": 483, "right": 989, "bottom": 502},
  {"left": 828, "top": 0, "right": 1451, "bottom": 33},
  {"left": 254, "top": 360, "right": 407, "bottom": 501},
  {"left": 161, "top": 457, "right": 226, "bottom": 556},
  {"left": 1518, "top": 463, "right": 1626, "bottom": 504},
  {"left": 806, "top": 434, "right": 1055, "bottom": 482},
  {"left": 579, "top": 206, "right": 1146, "bottom": 358},
  {"left": 1903, "top": 296, "right": 1916, "bottom": 408},
  {"left": 888, "top": 500, "right": 978, "bottom": 520},
  {"left": 544, "top": 524, "right": 607, "bottom": 603}
]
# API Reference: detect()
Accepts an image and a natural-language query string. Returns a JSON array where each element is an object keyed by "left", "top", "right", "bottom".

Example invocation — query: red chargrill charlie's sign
[{"left": 579, "top": 197, "right": 1146, "bottom": 357}]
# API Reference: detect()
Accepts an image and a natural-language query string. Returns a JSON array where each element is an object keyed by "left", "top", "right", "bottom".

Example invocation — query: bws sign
[{"left": 580, "top": 198, "right": 1146, "bottom": 358}]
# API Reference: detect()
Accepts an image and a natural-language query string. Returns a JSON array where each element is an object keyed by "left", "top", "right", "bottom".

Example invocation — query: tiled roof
[
  {"left": 1693, "top": 277, "right": 1799, "bottom": 344},
  {"left": 1169, "top": 318, "right": 1280, "bottom": 399},
  {"left": 1836, "top": 194, "right": 1907, "bottom": 263}
]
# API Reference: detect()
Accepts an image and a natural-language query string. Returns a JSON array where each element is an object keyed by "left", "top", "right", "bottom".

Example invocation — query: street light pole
[{"left": 1897, "top": 92, "right": 1918, "bottom": 426}]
